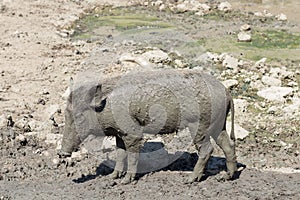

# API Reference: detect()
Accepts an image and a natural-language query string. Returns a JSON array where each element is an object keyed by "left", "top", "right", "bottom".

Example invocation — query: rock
[
  {"left": 14, "top": 118, "right": 31, "bottom": 132},
  {"left": 255, "top": 58, "right": 267, "bottom": 67},
  {"left": 142, "top": 49, "right": 171, "bottom": 64},
  {"left": 176, "top": 3, "right": 188, "bottom": 13},
  {"left": 71, "top": 151, "right": 82, "bottom": 159},
  {"left": 222, "top": 79, "right": 239, "bottom": 89},
  {"left": 240, "top": 24, "right": 251, "bottom": 32},
  {"left": 45, "top": 133, "right": 62, "bottom": 145},
  {"left": 254, "top": 12, "right": 264, "bottom": 17},
  {"left": 222, "top": 55, "right": 239, "bottom": 70},
  {"left": 269, "top": 67, "right": 294, "bottom": 79},
  {"left": 276, "top": 13, "right": 287, "bottom": 21},
  {"left": 218, "top": 1, "right": 232, "bottom": 12},
  {"left": 263, "top": 10, "right": 273, "bottom": 18},
  {"left": 282, "top": 98, "right": 300, "bottom": 115},
  {"left": 0, "top": 114, "right": 7, "bottom": 128},
  {"left": 261, "top": 76, "right": 281, "bottom": 87},
  {"left": 200, "top": 3, "right": 210, "bottom": 12},
  {"left": 45, "top": 104, "right": 60, "bottom": 119},
  {"left": 257, "top": 87, "right": 293, "bottom": 102},
  {"left": 226, "top": 123, "right": 249, "bottom": 140},
  {"left": 62, "top": 87, "right": 71, "bottom": 100},
  {"left": 267, "top": 106, "right": 278, "bottom": 114},
  {"left": 238, "top": 32, "right": 252, "bottom": 42},
  {"left": 101, "top": 136, "right": 116, "bottom": 152},
  {"left": 52, "top": 158, "right": 60, "bottom": 165},
  {"left": 174, "top": 59, "right": 187, "bottom": 68},
  {"left": 233, "top": 99, "right": 248, "bottom": 116}
]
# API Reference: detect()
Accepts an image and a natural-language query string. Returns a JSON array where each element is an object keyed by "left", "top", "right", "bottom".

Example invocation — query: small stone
[
  {"left": 238, "top": 32, "right": 252, "bottom": 42},
  {"left": 101, "top": 136, "right": 116, "bottom": 152},
  {"left": 254, "top": 12, "right": 263, "bottom": 17},
  {"left": 257, "top": 87, "right": 293, "bottom": 102},
  {"left": 276, "top": 13, "right": 287, "bottom": 21},
  {"left": 222, "top": 55, "right": 239, "bottom": 70},
  {"left": 176, "top": 3, "right": 188, "bottom": 13},
  {"left": 222, "top": 79, "right": 239, "bottom": 89},
  {"left": 261, "top": 76, "right": 281, "bottom": 87},
  {"left": 52, "top": 158, "right": 60, "bottom": 165},
  {"left": 0, "top": 114, "right": 7, "bottom": 128},
  {"left": 142, "top": 49, "right": 171, "bottom": 64},
  {"left": 71, "top": 151, "right": 82, "bottom": 159},
  {"left": 255, "top": 58, "right": 267, "bottom": 67},
  {"left": 45, "top": 104, "right": 60, "bottom": 119},
  {"left": 200, "top": 3, "right": 210, "bottom": 12},
  {"left": 218, "top": 1, "right": 232, "bottom": 12},
  {"left": 267, "top": 106, "right": 278, "bottom": 114},
  {"left": 240, "top": 24, "right": 251, "bottom": 31}
]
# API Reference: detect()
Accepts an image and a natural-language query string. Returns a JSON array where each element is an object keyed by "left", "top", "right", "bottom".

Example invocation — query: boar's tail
[{"left": 229, "top": 97, "right": 235, "bottom": 142}]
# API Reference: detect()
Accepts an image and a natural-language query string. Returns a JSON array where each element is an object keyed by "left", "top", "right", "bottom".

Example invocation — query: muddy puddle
[{"left": 70, "top": 2, "right": 300, "bottom": 65}]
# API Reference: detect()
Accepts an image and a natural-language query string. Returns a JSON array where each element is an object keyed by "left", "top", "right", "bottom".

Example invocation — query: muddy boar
[{"left": 58, "top": 69, "right": 237, "bottom": 184}]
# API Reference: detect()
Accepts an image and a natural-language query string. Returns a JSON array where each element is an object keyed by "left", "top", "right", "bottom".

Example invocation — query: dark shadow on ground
[{"left": 73, "top": 142, "right": 245, "bottom": 183}]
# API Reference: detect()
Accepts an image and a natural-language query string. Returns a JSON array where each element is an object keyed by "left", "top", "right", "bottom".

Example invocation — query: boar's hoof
[
  {"left": 121, "top": 173, "right": 136, "bottom": 185},
  {"left": 109, "top": 170, "right": 124, "bottom": 179},
  {"left": 57, "top": 149, "right": 72, "bottom": 158}
]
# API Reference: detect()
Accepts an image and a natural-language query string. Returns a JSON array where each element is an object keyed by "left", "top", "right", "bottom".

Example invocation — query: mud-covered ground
[{"left": 0, "top": 0, "right": 300, "bottom": 199}]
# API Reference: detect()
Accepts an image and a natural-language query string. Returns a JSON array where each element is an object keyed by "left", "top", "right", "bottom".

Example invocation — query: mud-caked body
[{"left": 60, "top": 69, "right": 237, "bottom": 184}]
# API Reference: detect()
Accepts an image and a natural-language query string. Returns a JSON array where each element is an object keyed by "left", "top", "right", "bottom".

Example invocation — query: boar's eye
[{"left": 75, "top": 113, "right": 85, "bottom": 124}]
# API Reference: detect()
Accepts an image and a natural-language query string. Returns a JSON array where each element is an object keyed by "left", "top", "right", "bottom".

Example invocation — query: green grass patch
[
  {"left": 199, "top": 29, "right": 300, "bottom": 62},
  {"left": 239, "top": 30, "right": 300, "bottom": 49},
  {"left": 71, "top": 7, "right": 173, "bottom": 40}
]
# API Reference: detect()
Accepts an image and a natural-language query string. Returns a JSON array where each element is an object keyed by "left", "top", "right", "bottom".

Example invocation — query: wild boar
[{"left": 58, "top": 69, "right": 237, "bottom": 184}]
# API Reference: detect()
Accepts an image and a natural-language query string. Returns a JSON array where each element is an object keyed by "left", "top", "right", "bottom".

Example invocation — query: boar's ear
[{"left": 91, "top": 84, "right": 105, "bottom": 112}]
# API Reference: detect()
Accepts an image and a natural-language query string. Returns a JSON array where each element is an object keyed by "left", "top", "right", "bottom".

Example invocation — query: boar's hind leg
[
  {"left": 188, "top": 140, "right": 213, "bottom": 183},
  {"left": 110, "top": 136, "right": 127, "bottom": 179},
  {"left": 216, "top": 130, "right": 237, "bottom": 180}
]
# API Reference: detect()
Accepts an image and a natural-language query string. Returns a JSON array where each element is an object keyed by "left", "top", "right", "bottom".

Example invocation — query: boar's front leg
[
  {"left": 121, "top": 135, "right": 142, "bottom": 185},
  {"left": 110, "top": 136, "right": 127, "bottom": 179}
]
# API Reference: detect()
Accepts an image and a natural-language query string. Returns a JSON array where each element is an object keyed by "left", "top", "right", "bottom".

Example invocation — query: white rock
[
  {"left": 176, "top": 3, "right": 188, "bottom": 12},
  {"left": 257, "top": 87, "right": 293, "bottom": 102},
  {"left": 282, "top": 98, "right": 300, "bottom": 115},
  {"left": 218, "top": 1, "right": 232, "bottom": 11},
  {"left": 254, "top": 12, "right": 264, "bottom": 17},
  {"left": 101, "top": 136, "right": 116, "bottom": 151},
  {"left": 45, "top": 133, "right": 62, "bottom": 145},
  {"left": 71, "top": 151, "right": 82, "bottom": 159},
  {"left": 255, "top": 58, "right": 267, "bottom": 67},
  {"left": 269, "top": 67, "right": 294, "bottom": 79},
  {"left": 233, "top": 99, "right": 248, "bottom": 116},
  {"left": 199, "top": 3, "right": 210, "bottom": 12},
  {"left": 267, "top": 106, "right": 278, "bottom": 114},
  {"left": 222, "top": 55, "right": 239, "bottom": 70},
  {"left": 0, "top": 114, "right": 7, "bottom": 128},
  {"left": 222, "top": 79, "right": 239, "bottom": 89},
  {"left": 52, "top": 158, "right": 60, "bottom": 165},
  {"left": 240, "top": 24, "right": 251, "bottom": 31},
  {"left": 45, "top": 104, "right": 60, "bottom": 119},
  {"left": 276, "top": 13, "right": 287, "bottom": 21},
  {"left": 142, "top": 49, "right": 171, "bottom": 64},
  {"left": 226, "top": 123, "right": 249, "bottom": 140},
  {"left": 16, "top": 134, "right": 26, "bottom": 142},
  {"left": 238, "top": 32, "right": 252, "bottom": 42},
  {"left": 261, "top": 76, "right": 282, "bottom": 87},
  {"left": 62, "top": 87, "right": 71, "bottom": 100}
]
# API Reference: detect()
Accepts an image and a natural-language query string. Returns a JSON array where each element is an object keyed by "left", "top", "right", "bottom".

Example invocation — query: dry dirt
[{"left": 0, "top": 0, "right": 300, "bottom": 199}]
